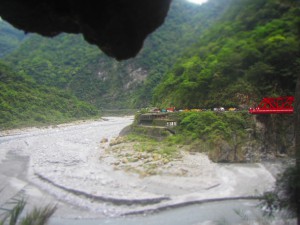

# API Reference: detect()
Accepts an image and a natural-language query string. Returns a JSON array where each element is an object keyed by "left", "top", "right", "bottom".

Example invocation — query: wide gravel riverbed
[{"left": 0, "top": 117, "right": 291, "bottom": 224}]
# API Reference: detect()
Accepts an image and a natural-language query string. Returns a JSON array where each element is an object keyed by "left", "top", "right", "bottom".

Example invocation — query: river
[{"left": 0, "top": 117, "right": 294, "bottom": 224}]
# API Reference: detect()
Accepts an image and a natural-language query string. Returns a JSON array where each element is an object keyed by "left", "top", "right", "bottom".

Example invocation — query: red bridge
[{"left": 249, "top": 96, "right": 294, "bottom": 114}]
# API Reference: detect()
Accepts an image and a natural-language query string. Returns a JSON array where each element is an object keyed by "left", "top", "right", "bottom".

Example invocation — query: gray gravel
[{"left": 0, "top": 117, "right": 279, "bottom": 222}]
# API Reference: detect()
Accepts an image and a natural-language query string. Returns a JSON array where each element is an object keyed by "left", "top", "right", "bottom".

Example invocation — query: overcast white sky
[{"left": 186, "top": 0, "right": 208, "bottom": 4}]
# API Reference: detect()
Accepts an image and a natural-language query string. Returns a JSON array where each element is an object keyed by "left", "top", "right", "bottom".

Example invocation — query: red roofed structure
[{"left": 249, "top": 96, "right": 294, "bottom": 114}]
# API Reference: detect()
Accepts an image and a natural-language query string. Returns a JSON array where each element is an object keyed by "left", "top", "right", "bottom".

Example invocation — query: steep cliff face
[
  {"left": 224, "top": 114, "right": 295, "bottom": 163},
  {"left": 209, "top": 115, "right": 295, "bottom": 162},
  {"left": 250, "top": 114, "right": 295, "bottom": 158},
  {"left": 213, "top": 114, "right": 295, "bottom": 163},
  {"left": 93, "top": 60, "right": 148, "bottom": 91}
]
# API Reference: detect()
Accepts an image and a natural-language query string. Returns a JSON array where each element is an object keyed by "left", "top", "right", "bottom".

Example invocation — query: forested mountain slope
[
  {"left": 3, "top": 0, "right": 229, "bottom": 109},
  {"left": 0, "top": 20, "right": 26, "bottom": 58},
  {"left": 2, "top": 0, "right": 297, "bottom": 114},
  {"left": 153, "top": 0, "right": 299, "bottom": 109},
  {"left": 0, "top": 62, "right": 98, "bottom": 129}
]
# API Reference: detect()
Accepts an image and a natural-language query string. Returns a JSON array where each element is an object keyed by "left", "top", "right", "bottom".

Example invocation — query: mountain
[
  {"left": 0, "top": 20, "right": 26, "bottom": 58},
  {"left": 153, "top": 0, "right": 299, "bottom": 109},
  {"left": 0, "top": 61, "right": 98, "bottom": 129},
  {"left": 3, "top": 0, "right": 230, "bottom": 109},
  {"left": 2, "top": 0, "right": 296, "bottom": 116}
]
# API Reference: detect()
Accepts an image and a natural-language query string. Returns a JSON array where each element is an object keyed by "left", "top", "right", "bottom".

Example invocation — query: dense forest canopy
[
  {"left": 0, "top": 61, "right": 98, "bottom": 129},
  {"left": 153, "top": 0, "right": 299, "bottom": 109}
]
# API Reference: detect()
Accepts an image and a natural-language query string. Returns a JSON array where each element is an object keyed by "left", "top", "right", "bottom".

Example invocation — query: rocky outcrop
[
  {"left": 218, "top": 114, "right": 295, "bottom": 163},
  {"left": 246, "top": 114, "right": 295, "bottom": 160},
  {"left": 0, "top": 0, "right": 172, "bottom": 60}
]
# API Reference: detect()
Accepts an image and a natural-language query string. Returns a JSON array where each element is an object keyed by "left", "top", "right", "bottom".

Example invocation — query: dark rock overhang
[{"left": 0, "top": 0, "right": 172, "bottom": 60}]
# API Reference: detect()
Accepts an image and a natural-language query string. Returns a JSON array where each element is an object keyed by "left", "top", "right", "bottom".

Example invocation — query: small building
[{"left": 138, "top": 112, "right": 178, "bottom": 127}]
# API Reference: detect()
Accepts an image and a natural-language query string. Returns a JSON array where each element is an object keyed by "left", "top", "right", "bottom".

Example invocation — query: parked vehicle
[
  {"left": 166, "top": 107, "right": 175, "bottom": 112},
  {"left": 213, "top": 107, "right": 225, "bottom": 112}
]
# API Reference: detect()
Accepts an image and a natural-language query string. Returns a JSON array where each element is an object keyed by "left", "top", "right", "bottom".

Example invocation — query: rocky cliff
[{"left": 246, "top": 114, "right": 295, "bottom": 160}]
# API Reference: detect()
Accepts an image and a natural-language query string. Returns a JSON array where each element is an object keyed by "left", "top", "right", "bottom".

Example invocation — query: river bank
[{"left": 0, "top": 116, "right": 293, "bottom": 224}]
